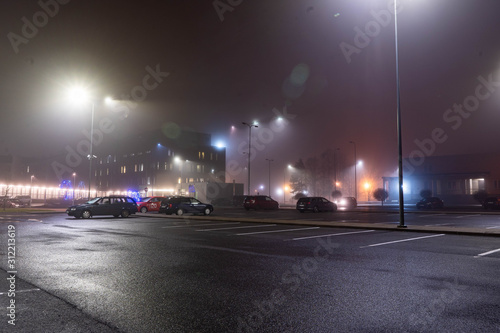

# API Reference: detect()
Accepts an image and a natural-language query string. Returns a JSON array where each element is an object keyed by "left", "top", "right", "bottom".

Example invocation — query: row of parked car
[
  {"left": 0, "top": 196, "right": 31, "bottom": 208},
  {"left": 65, "top": 194, "right": 360, "bottom": 219}
]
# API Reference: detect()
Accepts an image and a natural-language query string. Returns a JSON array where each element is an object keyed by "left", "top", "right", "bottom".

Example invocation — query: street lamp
[
  {"left": 29, "top": 175, "right": 34, "bottom": 207},
  {"left": 349, "top": 141, "right": 357, "bottom": 201},
  {"left": 242, "top": 121, "right": 258, "bottom": 195},
  {"left": 67, "top": 86, "right": 96, "bottom": 200},
  {"left": 333, "top": 148, "right": 340, "bottom": 192},
  {"left": 72, "top": 172, "right": 76, "bottom": 205},
  {"left": 394, "top": 0, "right": 406, "bottom": 228},
  {"left": 265, "top": 158, "right": 274, "bottom": 196}
]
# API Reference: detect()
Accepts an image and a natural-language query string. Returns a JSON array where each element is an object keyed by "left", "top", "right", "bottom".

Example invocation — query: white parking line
[
  {"left": 419, "top": 214, "right": 446, "bottom": 218},
  {"left": 427, "top": 223, "right": 454, "bottom": 226},
  {"left": 162, "top": 222, "right": 240, "bottom": 229},
  {"left": 475, "top": 248, "right": 500, "bottom": 258},
  {"left": 361, "top": 234, "right": 445, "bottom": 248},
  {"left": 486, "top": 226, "right": 500, "bottom": 229},
  {"left": 0, "top": 288, "right": 40, "bottom": 295},
  {"left": 235, "top": 227, "right": 320, "bottom": 236},
  {"left": 197, "top": 224, "right": 276, "bottom": 231},
  {"left": 286, "top": 229, "right": 375, "bottom": 241}
]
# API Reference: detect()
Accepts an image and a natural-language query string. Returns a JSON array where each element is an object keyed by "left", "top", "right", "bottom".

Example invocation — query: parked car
[
  {"left": 336, "top": 197, "right": 357, "bottom": 209},
  {"left": 243, "top": 195, "right": 279, "bottom": 210},
  {"left": 159, "top": 196, "right": 213, "bottom": 216},
  {"left": 296, "top": 197, "right": 337, "bottom": 213},
  {"left": 482, "top": 197, "right": 500, "bottom": 209},
  {"left": 416, "top": 197, "right": 444, "bottom": 209},
  {"left": 66, "top": 196, "right": 138, "bottom": 219},
  {"left": 137, "top": 196, "right": 168, "bottom": 213},
  {"left": 0, "top": 199, "right": 20, "bottom": 208},
  {"left": 14, "top": 195, "right": 31, "bottom": 206}
]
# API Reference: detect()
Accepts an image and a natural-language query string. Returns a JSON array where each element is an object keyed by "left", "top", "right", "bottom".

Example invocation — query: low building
[{"left": 383, "top": 153, "right": 499, "bottom": 204}]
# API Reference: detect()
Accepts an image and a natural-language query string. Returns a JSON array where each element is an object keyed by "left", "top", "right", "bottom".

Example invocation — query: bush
[
  {"left": 331, "top": 190, "right": 342, "bottom": 200},
  {"left": 293, "top": 192, "right": 306, "bottom": 200},
  {"left": 373, "top": 188, "right": 389, "bottom": 205},
  {"left": 473, "top": 190, "right": 488, "bottom": 203}
]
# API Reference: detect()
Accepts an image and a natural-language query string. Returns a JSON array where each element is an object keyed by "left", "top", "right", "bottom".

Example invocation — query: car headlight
[{"left": 70, "top": 208, "right": 76, "bottom": 211}]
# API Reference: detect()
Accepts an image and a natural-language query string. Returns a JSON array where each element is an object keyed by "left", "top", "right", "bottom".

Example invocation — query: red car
[
  {"left": 243, "top": 195, "right": 279, "bottom": 210},
  {"left": 137, "top": 196, "right": 167, "bottom": 213}
]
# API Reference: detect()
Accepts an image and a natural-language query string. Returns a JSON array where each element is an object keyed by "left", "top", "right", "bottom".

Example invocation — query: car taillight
[{"left": 169, "top": 203, "right": 172, "bottom": 208}]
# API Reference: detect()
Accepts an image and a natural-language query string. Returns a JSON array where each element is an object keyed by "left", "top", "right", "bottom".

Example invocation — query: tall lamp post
[
  {"left": 29, "top": 175, "right": 34, "bottom": 207},
  {"left": 349, "top": 141, "right": 357, "bottom": 201},
  {"left": 72, "top": 172, "right": 76, "bottom": 205},
  {"left": 265, "top": 158, "right": 273, "bottom": 196},
  {"left": 87, "top": 102, "right": 95, "bottom": 200},
  {"left": 242, "top": 122, "right": 258, "bottom": 195},
  {"left": 394, "top": 0, "right": 406, "bottom": 228},
  {"left": 67, "top": 86, "right": 96, "bottom": 201}
]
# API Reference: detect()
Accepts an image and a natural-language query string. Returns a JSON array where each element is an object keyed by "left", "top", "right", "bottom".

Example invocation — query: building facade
[{"left": 383, "top": 153, "right": 500, "bottom": 204}]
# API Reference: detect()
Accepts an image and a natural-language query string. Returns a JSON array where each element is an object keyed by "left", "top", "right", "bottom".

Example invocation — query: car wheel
[
  {"left": 140, "top": 207, "right": 148, "bottom": 213},
  {"left": 81, "top": 210, "right": 91, "bottom": 219},
  {"left": 313, "top": 206, "right": 319, "bottom": 213},
  {"left": 203, "top": 208, "right": 211, "bottom": 215},
  {"left": 176, "top": 209, "right": 184, "bottom": 216},
  {"left": 121, "top": 210, "right": 130, "bottom": 218}
]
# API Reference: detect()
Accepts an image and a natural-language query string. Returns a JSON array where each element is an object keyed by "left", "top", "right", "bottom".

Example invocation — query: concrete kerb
[
  {"left": 10, "top": 208, "right": 499, "bottom": 236},
  {"left": 135, "top": 212, "right": 500, "bottom": 237}
]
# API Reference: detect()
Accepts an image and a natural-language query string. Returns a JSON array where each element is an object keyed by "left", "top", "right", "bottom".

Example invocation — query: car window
[{"left": 190, "top": 198, "right": 201, "bottom": 204}]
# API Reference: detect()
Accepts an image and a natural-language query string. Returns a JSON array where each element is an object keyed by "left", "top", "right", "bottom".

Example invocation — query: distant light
[
  {"left": 276, "top": 116, "right": 283, "bottom": 121},
  {"left": 334, "top": 13, "right": 340, "bottom": 18},
  {"left": 157, "top": 143, "right": 161, "bottom": 147},
  {"left": 357, "top": 160, "right": 363, "bottom": 166},
  {"left": 259, "top": 185, "right": 264, "bottom": 190},
  {"left": 364, "top": 182, "right": 370, "bottom": 189},
  {"left": 67, "top": 85, "right": 91, "bottom": 104},
  {"left": 215, "top": 141, "right": 226, "bottom": 149},
  {"left": 276, "top": 188, "right": 283, "bottom": 195},
  {"left": 253, "top": 120, "right": 259, "bottom": 125}
]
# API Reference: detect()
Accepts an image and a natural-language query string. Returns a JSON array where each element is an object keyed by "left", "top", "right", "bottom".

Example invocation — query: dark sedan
[
  {"left": 296, "top": 197, "right": 337, "bottom": 213},
  {"left": 159, "top": 196, "right": 213, "bottom": 216},
  {"left": 482, "top": 197, "right": 500, "bottom": 209},
  {"left": 66, "top": 196, "right": 138, "bottom": 218},
  {"left": 416, "top": 197, "right": 444, "bottom": 209}
]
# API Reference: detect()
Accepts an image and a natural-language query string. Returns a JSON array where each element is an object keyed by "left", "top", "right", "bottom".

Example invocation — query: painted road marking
[
  {"left": 235, "top": 227, "right": 320, "bottom": 236},
  {"left": 475, "top": 248, "right": 500, "bottom": 258},
  {"left": 286, "top": 229, "right": 375, "bottom": 241},
  {"left": 0, "top": 288, "right": 40, "bottom": 295},
  {"left": 162, "top": 222, "right": 240, "bottom": 229},
  {"left": 197, "top": 224, "right": 276, "bottom": 231},
  {"left": 361, "top": 234, "right": 445, "bottom": 248}
]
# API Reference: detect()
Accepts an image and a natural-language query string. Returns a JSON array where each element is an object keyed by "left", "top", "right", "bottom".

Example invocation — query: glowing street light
[
  {"left": 29, "top": 175, "right": 34, "bottom": 207},
  {"left": 67, "top": 86, "right": 96, "bottom": 200},
  {"left": 349, "top": 141, "right": 357, "bottom": 200},
  {"left": 242, "top": 121, "right": 258, "bottom": 195},
  {"left": 364, "top": 182, "right": 371, "bottom": 201},
  {"left": 394, "top": 0, "right": 406, "bottom": 228},
  {"left": 265, "top": 158, "right": 274, "bottom": 196},
  {"left": 72, "top": 172, "right": 76, "bottom": 205}
]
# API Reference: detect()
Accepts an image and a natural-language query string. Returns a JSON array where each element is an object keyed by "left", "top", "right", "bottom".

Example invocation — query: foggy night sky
[{"left": 1, "top": 0, "right": 500, "bottom": 190}]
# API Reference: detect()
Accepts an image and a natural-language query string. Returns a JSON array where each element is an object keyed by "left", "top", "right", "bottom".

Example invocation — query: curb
[{"left": 136, "top": 212, "right": 500, "bottom": 237}]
